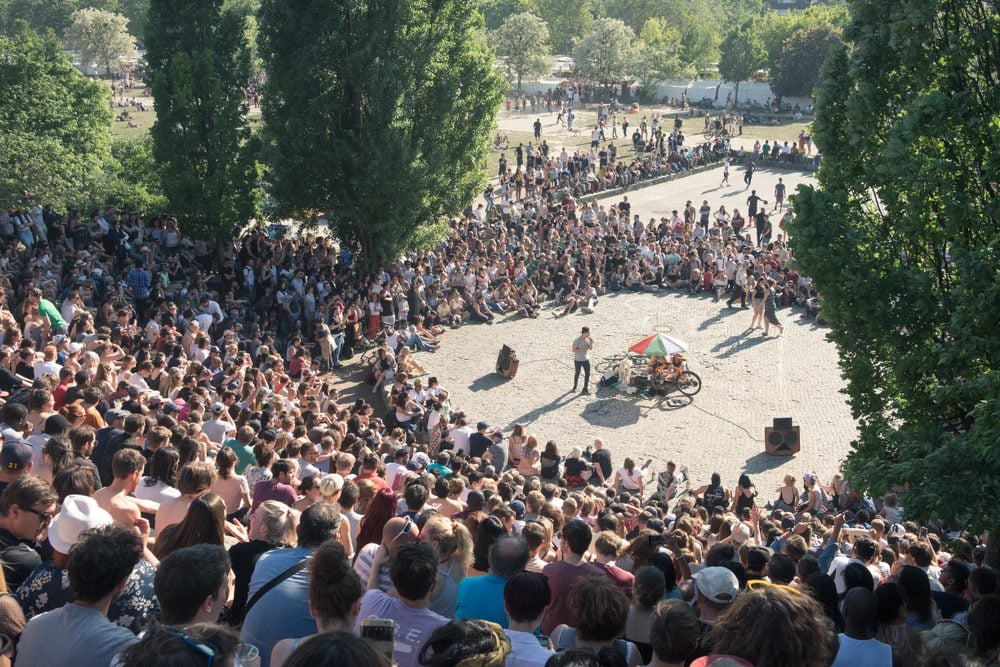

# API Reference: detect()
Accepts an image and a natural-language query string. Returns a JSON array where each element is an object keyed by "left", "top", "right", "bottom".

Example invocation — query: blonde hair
[
  {"left": 423, "top": 514, "right": 474, "bottom": 570},
  {"left": 254, "top": 500, "right": 299, "bottom": 546}
]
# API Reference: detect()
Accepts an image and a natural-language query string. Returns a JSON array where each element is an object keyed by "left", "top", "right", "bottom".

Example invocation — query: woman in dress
[
  {"left": 750, "top": 277, "right": 767, "bottom": 329},
  {"left": 763, "top": 279, "right": 784, "bottom": 335}
]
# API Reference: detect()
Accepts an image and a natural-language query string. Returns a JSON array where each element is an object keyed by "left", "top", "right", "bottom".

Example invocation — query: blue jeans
[{"left": 406, "top": 334, "right": 435, "bottom": 352}]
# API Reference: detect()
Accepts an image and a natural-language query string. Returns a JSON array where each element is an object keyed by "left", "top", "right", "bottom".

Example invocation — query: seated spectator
[
  {"left": 420, "top": 513, "right": 473, "bottom": 618},
  {"left": 833, "top": 587, "right": 893, "bottom": 666},
  {"left": 16, "top": 494, "right": 156, "bottom": 634},
  {"left": 272, "top": 540, "right": 363, "bottom": 667},
  {"left": 354, "top": 541, "right": 448, "bottom": 667},
  {"left": 542, "top": 519, "right": 603, "bottom": 635},
  {"left": 241, "top": 503, "right": 342, "bottom": 665},
  {"left": 282, "top": 632, "right": 390, "bottom": 667},
  {"left": 154, "top": 544, "right": 231, "bottom": 626},
  {"left": 647, "top": 599, "right": 699, "bottom": 667},
  {"left": 932, "top": 559, "right": 971, "bottom": 619},
  {"left": 17, "top": 525, "right": 144, "bottom": 666},
  {"left": 355, "top": 514, "right": 419, "bottom": 592},
  {"left": 119, "top": 622, "right": 240, "bottom": 667},
  {"left": 688, "top": 566, "right": 740, "bottom": 661},
  {"left": 873, "top": 582, "right": 922, "bottom": 665},
  {"left": 625, "top": 566, "right": 665, "bottom": 663},
  {"left": 0, "top": 475, "right": 59, "bottom": 589},
  {"left": 152, "top": 492, "right": 232, "bottom": 560},
  {"left": 456, "top": 535, "right": 530, "bottom": 627},
  {"left": 551, "top": 575, "right": 642, "bottom": 667},
  {"left": 417, "top": 619, "right": 512, "bottom": 667},
  {"left": 710, "top": 585, "right": 839, "bottom": 667},
  {"left": 503, "top": 571, "right": 554, "bottom": 667},
  {"left": 156, "top": 461, "right": 216, "bottom": 531},
  {"left": 228, "top": 500, "right": 299, "bottom": 625}
]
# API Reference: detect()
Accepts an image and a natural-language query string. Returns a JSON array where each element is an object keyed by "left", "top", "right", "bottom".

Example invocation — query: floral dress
[{"left": 16, "top": 559, "right": 158, "bottom": 635}]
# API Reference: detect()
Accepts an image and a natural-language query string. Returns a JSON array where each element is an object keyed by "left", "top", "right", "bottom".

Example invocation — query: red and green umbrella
[{"left": 628, "top": 333, "right": 689, "bottom": 357}]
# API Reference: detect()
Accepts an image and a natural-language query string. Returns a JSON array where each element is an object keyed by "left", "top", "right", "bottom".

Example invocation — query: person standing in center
[{"left": 572, "top": 327, "right": 593, "bottom": 395}]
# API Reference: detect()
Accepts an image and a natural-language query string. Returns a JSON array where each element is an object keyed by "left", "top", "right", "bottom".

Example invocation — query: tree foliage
[
  {"left": 535, "top": 0, "right": 592, "bottom": 53},
  {"left": 480, "top": 0, "right": 535, "bottom": 32},
  {"left": 258, "top": 0, "right": 504, "bottom": 268},
  {"left": 0, "top": 0, "right": 80, "bottom": 34},
  {"left": 760, "top": 2, "right": 849, "bottom": 65},
  {"left": 0, "top": 26, "right": 112, "bottom": 208},
  {"left": 790, "top": 0, "right": 1000, "bottom": 565},
  {"left": 769, "top": 23, "right": 841, "bottom": 99},
  {"left": 717, "top": 16, "right": 766, "bottom": 105},
  {"left": 495, "top": 11, "right": 550, "bottom": 90},
  {"left": 572, "top": 17, "right": 635, "bottom": 88},
  {"left": 66, "top": 8, "right": 136, "bottom": 76},
  {"left": 145, "top": 0, "right": 258, "bottom": 240},
  {"left": 633, "top": 17, "right": 687, "bottom": 102}
]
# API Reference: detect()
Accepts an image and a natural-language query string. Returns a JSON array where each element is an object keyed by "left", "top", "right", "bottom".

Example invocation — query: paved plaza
[{"left": 416, "top": 167, "right": 857, "bottom": 494}]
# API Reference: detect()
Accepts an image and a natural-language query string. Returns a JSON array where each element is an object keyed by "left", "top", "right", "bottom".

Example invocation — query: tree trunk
[
  {"left": 714, "top": 81, "right": 722, "bottom": 102},
  {"left": 986, "top": 526, "right": 999, "bottom": 569},
  {"left": 734, "top": 81, "right": 741, "bottom": 107},
  {"left": 517, "top": 72, "right": 521, "bottom": 91}
]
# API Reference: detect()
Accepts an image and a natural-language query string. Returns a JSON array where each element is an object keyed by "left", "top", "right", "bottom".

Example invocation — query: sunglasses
[
  {"left": 158, "top": 626, "right": 220, "bottom": 666},
  {"left": 24, "top": 508, "right": 54, "bottom": 525},
  {"left": 391, "top": 518, "right": 414, "bottom": 544}
]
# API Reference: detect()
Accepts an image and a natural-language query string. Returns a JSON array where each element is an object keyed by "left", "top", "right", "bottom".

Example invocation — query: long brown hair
[{"left": 152, "top": 492, "right": 226, "bottom": 560}]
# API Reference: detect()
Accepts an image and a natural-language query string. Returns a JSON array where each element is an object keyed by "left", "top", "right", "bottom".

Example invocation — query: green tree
[
  {"left": 66, "top": 8, "right": 137, "bottom": 77},
  {"left": 633, "top": 17, "right": 687, "bottom": 102},
  {"left": 495, "top": 11, "right": 550, "bottom": 90},
  {"left": 0, "top": 0, "right": 79, "bottom": 34},
  {"left": 480, "top": 0, "right": 535, "bottom": 32},
  {"left": 790, "top": 0, "right": 1000, "bottom": 567},
  {"left": 0, "top": 26, "right": 112, "bottom": 207},
  {"left": 535, "top": 0, "right": 593, "bottom": 53},
  {"left": 769, "top": 23, "right": 841, "bottom": 98},
  {"left": 672, "top": 0, "right": 721, "bottom": 75},
  {"left": 145, "top": 0, "right": 258, "bottom": 240},
  {"left": 258, "top": 0, "right": 504, "bottom": 268},
  {"left": 760, "top": 3, "right": 849, "bottom": 66},
  {"left": 572, "top": 17, "right": 635, "bottom": 89},
  {"left": 94, "top": 135, "right": 167, "bottom": 212},
  {"left": 717, "top": 16, "right": 765, "bottom": 105}
]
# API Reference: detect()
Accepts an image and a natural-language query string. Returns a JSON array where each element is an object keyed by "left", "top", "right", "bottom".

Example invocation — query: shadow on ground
[
  {"left": 742, "top": 450, "right": 794, "bottom": 475},
  {"left": 507, "top": 391, "right": 577, "bottom": 427},
  {"left": 468, "top": 373, "right": 508, "bottom": 393},
  {"left": 580, "top": 397, "right": 642, "bottom": 428}
]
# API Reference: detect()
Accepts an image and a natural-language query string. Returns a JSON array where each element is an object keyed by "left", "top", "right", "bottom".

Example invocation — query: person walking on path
[
  {"left": 774, "top": 178, "right": 786, "bottom": 210},
  {"left": 744, "top": 158, "right": 756, "bottom": 188},
  {"left": 763, "top": 280, "right": 784, "bottom": 336},
  {"left": 571, "top": 327, "right": 593, "bottom": 395}
]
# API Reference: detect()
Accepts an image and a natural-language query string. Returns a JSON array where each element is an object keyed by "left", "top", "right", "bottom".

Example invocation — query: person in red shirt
[
  {"left": 51, "top": 367, "right": 74, "bottom": 410},
  {"left": 592, "top": 531, "right": 635, "bottom": 597}
]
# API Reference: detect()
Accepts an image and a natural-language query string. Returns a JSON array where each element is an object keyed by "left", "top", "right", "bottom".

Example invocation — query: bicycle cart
[{"left": 600, "top": 333, "right": 702, "bottom": 398}]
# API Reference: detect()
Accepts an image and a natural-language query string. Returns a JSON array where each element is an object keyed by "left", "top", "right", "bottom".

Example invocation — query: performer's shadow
[{"left": 507, "top": 391, "right": 577, "bottom": 427}]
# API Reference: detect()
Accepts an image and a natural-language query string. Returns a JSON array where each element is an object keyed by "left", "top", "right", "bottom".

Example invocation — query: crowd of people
[{"left": 0, "top": 150, "right": 991, "bottom": 667}]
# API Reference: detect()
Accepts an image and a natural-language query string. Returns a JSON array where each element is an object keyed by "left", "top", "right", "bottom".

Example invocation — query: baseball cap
[
  {"left": 693, "top": 566, "right": 739, "bottom": 604},
  {"left": 746, "top": 546, "right": 773, "bottom": 571},
  {"left": 47, "top": 495, "right": 114, "bottom": 554},
  {"left": 1, "top": 440, "right": 34, "bottom": 473},
  {"left": 212, "top": 402, "right": 225, "bottom": 414},
  {"left": 407, "top": 452, "right": 431, "bottom": 471},
  {"left": 509, "top": 499, "right": 526, "bottom": 520},
  {"left": 104, "top": 409, "right": 129, "bottom": 422}
]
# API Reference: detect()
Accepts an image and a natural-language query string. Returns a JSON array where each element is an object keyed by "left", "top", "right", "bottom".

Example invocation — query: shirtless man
[
  {"left": 93, "top": 448, "right": 155, "bottom": 526},
  {"left": 427, "top": 477, "right": 466, "bottom": 518}
]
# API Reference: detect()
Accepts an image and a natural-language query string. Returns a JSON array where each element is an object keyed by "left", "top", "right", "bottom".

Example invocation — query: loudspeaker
[
  {"left": 496, "top": 345, "right": 518, "bottom": 379},
  {"left": 765, "top": 417, "right": 800, "bottom": 456}
]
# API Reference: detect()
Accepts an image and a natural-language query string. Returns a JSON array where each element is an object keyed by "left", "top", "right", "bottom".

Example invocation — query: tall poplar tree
[
  {"left": 145, "top": 0, "right": 257, "bottom": 240},
  {"left": 258, "top": 0, "right": 504, "bottom": 267},
  {"left": 792, "top": 0, "right": 1000, "bottom": 566}
]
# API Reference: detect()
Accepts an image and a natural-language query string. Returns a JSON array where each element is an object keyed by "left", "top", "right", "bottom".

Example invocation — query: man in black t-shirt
[
  {"left": 589, "top": 439, "right": 612, "bottom": 485},
  {"left": 0, "top": 475, "right": 57, "bottom": 589},
  {"left": 468, "top": 421, "right": 495, "bottom": 458},
  {"left": 747, "top": 190, "right": 761, "bottom": 218}
]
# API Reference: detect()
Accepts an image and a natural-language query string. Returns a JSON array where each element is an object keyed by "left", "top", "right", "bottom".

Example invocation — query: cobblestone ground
[{"left": 414, "top": 168, "right": 857, "bottom": 493}]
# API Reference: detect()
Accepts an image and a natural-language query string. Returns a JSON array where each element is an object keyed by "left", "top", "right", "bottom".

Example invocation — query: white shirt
[
  {"left": 33, "top": 359, "right": 62, "bottom": 379},
  {"left": 449, "top": 426, "right": 473, "bottom": 455},
  {"left": 504, "top": 629, "right": 555, "bottom": 667}
]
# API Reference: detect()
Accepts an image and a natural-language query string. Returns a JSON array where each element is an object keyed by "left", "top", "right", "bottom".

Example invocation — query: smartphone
[
  {"left": 360, "top": 618, "right": 395, "bottom": 662},
  {"left": 919, "top": 527, "right": 928, "bottom": 539}
]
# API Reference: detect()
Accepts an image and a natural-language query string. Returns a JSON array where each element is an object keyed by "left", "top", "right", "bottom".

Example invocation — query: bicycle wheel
[
  {"left": 677, "top": 371, "right": 702, "bottom": 396},
  {"left": 360, "top": 347, "right": 379, "bottom": 367}
]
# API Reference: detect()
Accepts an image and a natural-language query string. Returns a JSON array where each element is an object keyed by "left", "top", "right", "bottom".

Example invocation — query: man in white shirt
[
  {"left": 202, "top": 402, "right": 235, "bottom": 446},
  {"left": 32, "top": 345, "right": 62, "bottom": 380},
  {"left": 504, "top": 571, "right": 554, "bottom": 667}
]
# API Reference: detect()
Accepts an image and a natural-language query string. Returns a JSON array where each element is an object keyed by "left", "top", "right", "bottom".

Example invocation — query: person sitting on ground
[
  {"left": 272, "top": 540, "right": 364, "bottom": 667},
  {"left": 551, "top": 575, "right": 643, "bottom": 667},
  {"left": 418, "top": 619, "right": 512, "bottom": 667},
  {"left": 93, "top": 448, "right": 152, "bottom": 527},
  {"left": 156, "top": 461, "right": 217, "bottom": 531},
  {"left": 282, "top": 631, "right": 390, "bottom": 667},
  {"left": 119, "top": 623, "right": 241, "bottom": 667},
  {"left": 0, "top": 475, "right": 59, "bottom": 589},
  {"left": 17, "top": 525, "right": 144, "bottom": 666},
  {"left": 503, "top": 571, "right": 554, "bottom": 667},
  {"left": 833, "top": 587, "right": 893, "bottom": 667},
  {"left": 456, "top": 535, "right": 530, "bottom": 627},
  {"left": 647, "top": 599, "right": 699, "bottom": 667}
]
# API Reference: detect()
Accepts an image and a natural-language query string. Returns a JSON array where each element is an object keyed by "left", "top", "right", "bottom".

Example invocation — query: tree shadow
[
  {"left": 580, "top": 397, "right": 642, "bottom": 427},
  {"left": 742, "top": 450, "right": 796, "bottom": 475},
  {"left": 468, "top": 373, "right": 509, "bottom": 393},
  {"left": 507, "top": 391, "right": 577, "bottom": 427}
]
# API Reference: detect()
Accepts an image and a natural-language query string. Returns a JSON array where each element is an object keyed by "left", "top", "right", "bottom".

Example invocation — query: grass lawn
[{"left": 108, "top": 84, "right": 157, "bottom": 140}]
